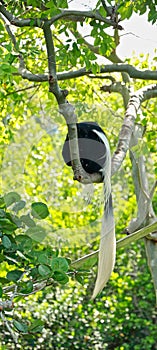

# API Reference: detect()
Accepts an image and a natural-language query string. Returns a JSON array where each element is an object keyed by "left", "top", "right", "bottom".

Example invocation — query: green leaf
[
  {"left": 0, "top": 254, "right": 4, "bottom": 263},
  {"left": 148, "top": 9, "right": 157, "bottom": 23},
  {"left": 0, "top": 285, "right": 2, "bottom": 297},
  {"left": 28, "top": 319, "right": 44, "bottom": 333},
  {"left": 45, "top": 1, "right": 57, "bottom": 9},
  {"left": 118, "top": 3, "right": 133, "bottom": 20},
  {"left": 2, "top": 235, "right": 12, "bottom": 249},
  {"left": 37, "top": 252, "right": 49, "bottom": 264},
  {"left": 19, "top": 280, "right": 33, "bottom": 294},
  {"left": 51, "top": 257, "right": 69, "bottom": 273},
  {"left": 91, "top": 63, "right": 98, "bottom": 75},
  {"left": 99, "top": 43, "right": 107, "bottom": 55},
  {"left": 57, "top": 0, "right": 68, "bottom": 8},
  {"left": 20, "top": 214, "right": 36, "bottom": 227},
  {"left": 85, "top": 58, "right": 91, "bottom": 71},
  {"left": 75, "top": 273, "right": 84, "bottom": 285},
  {"left": 30, "top": 19, "right": 36, "bottom": 26},
  {"left": 38, "top": 264, "right": 51, "bottom": 277},
  {"left": 12, "top": 200, "right": 26, "bottom": 213},
  {"left": 13, "top": 320, "right": 28, "bottom": 333},
  {"left": 16, "top": 235, "right": 33, "bottom": 252},
  {"left": 72, "top": 255, "right": 97, "bottom": 269},
  {"left": 0, "top": 218, "right": 17, "bottom": 232},
  {"left": 7, "top": 269, "right": 23, "bottom": 282},
  {"left": 53, "top": 271, "right": 69, "bottom": 284},
  {"left": 0, "top": 197, "right": 6, "bottom": 209},
  {"left": 0, "top": 277, "right": 8, "bottom": 285},
  {"left": 26, "top": 226, "right": 47, "bottom": 242},
  {"left": 4, "top": 192, "right": 21, "bottom": 207},
  {"left": 30, "top": 267, "right": 39, "bottom": 279},
  {"left": 36, "top": 18, "right": 42, "bottom": 27},
  {"left": 8, "top": 214, "right": 21, "bottom": 228},
  {"left": 31, "top": 202, "right": 49, "bottom": 220},
  {"left": 72, "top": 42, "right": 80, "bottom": 58},
  {"left": 45, "top": 1, "right": 61, "bottom": 15},
  {"left": 0, "top": 63, "right": 12, "bottom": 73},
  {"left": 94, "top": 36, "right": 101, "bottom": 46},
  {"left": 0, "top": 21, "right": 4, "bottom": 31},
  {"left": 99, "top": 5, "right": 107, "bottom": 17},
  {"left": 4, "top": 43, "right": 12, "bottom": 52}
]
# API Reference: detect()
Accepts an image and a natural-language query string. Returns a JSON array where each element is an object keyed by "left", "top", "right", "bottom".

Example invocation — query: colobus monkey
[{"left": 62, "top": 122, "right": 116, "bottom": 298}]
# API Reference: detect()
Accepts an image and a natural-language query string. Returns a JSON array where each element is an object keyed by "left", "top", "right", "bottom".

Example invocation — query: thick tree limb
[
  {"left": 43, "top": 22, "right": 66, "bottom": 106},
  {"left": 42, "top": 23, "right": 85, "bottom": 181},
  {"left": 57, "top": 65, "right": 157, "bottom": 81},
  {"left": 14, "top": 65, "right": 157, "bottom": 82},
  {"left": 0, "top": 5, "right": 122, "bottom": 29},
  {"left": 111, "top": 84, "right": 157, "bottom": 175},
  {"left": 128, "top": 119, "right": 157, "bottom": 304}
]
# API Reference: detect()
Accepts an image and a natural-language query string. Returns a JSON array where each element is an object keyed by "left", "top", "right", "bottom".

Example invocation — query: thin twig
[{"left": 5, "top": 84, "right": 40, "bottom": 96}]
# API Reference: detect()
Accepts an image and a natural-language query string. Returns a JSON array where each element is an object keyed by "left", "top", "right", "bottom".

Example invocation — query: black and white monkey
[{"left": 62, "top": 122, "right": 116, "bottom": 298}]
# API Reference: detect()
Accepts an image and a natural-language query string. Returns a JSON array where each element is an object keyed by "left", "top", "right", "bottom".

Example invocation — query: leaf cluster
[{"left": 1, "top": 239, "right": 156, "bottom": 349}]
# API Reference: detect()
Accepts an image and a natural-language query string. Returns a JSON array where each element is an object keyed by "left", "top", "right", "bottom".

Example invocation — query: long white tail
[
  {"left": 91, "top": 128, "right": 116, "bottom": 299},
  {"left": 92, "top": 194, "right": 116, "bottom": 299}
]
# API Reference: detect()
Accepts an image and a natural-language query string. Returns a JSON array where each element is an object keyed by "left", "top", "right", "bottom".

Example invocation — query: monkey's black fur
[{"left": 62, "top": 122, "right": 107, "bottom": 174}]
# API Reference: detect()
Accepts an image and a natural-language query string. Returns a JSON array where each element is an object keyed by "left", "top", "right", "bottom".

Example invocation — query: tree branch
[
  {"left": 49, "top": 9, "right": 123, "bottom": 29},
  {"left": 100, "top": 81, "right": 130, "bottom": 108},
  {"left": 43, "top": 22, "right": 66, "bottom": 105},
  {"left": 5, "top": 84, "right": 40, "bottom": 96},
  {"left": 71, "top": 221, "right": 157, "bottom": 269},
  {"left": 0, "top": 4, "right": 42, "bottom": 27},
  {"left": 57, "top": 65, "right": 157, "bottom": 81},
  {"left": 111, "top": 84, "right": 157, "bottom": 175},
  {"left": 42, "top": 23, "right": 87, "bottom": 182},
  {"left": 13, "top": 65, "right": 157, "bottom": 83},
  {"left": 0, "top": 5, "right": 122, "bottom": 29}
]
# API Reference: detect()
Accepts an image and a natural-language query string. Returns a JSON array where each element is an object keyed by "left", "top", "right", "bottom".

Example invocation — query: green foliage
[
  {"left": 0, "top": 194, "right": 93, "bottom": 347},
  {"left": 0, "top": 192, "right": 79, "bottom": 332},
  {"left": 7, "top": 270, "right": 23, "bottom": 282},
  {"left": 0, "top": 0, "right": 157, "bottom": 347},
  {"left": 118, "top": 2, "right": 133, "bottom": 20},
  {"left": 117, "top": 0, "right": 157, "bottom": 23},
  {"left": 0, "top": 241, "right": 156, "bottom": 349}
]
